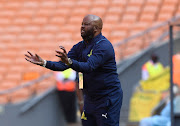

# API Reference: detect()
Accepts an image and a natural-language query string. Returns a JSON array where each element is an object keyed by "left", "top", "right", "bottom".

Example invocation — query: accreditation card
[{"left": 79, "top": 72, "right": 83, "bottom": 89}]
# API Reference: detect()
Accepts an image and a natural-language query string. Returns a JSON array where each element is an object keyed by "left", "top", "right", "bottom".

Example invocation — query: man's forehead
[{"left": 82, "top": 15, "right": 93, "bottom": 23}]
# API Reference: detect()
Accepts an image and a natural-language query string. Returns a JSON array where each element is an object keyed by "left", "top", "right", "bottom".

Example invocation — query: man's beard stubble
[{"left": 81, "top": 28, "right": 95, "bottom": 42}]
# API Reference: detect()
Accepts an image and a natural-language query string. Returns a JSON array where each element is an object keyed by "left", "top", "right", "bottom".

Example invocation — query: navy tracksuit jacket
[{"left": 45, "top": 33, "right": 123, "bottom": 126}]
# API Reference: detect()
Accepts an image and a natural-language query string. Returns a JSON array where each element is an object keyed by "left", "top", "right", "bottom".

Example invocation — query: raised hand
[
  {"left": 55, "top": 46, "right": 69, "bottom": 65},
  {"left": 25, "top": 51, "right": 44, "bottom": 66}
]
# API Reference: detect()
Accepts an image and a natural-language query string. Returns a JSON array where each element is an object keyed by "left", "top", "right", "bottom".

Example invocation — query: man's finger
[
  {"left": 25, "top": 58, "right": 41, "bottom": 65},
  {"left": 27, "top": 51, "right": 33, "bottom": 56},
  {"left": 55, "top": 55, "right": 63, "bottom": 58},
  {"left": 25, "top": 54, "right": 31, "bottom": 59},
  {"left": 35, "top": 54, "right": 41, "bottom": 60},
  {"left": 56, "top": 50, "right": 65, "bottom": 56},
  {"left": 25, "top": 58, "right": 32, "bottom": 63},
  {"left": 59, "top": 46, "right": 67, "bottom": 54}
]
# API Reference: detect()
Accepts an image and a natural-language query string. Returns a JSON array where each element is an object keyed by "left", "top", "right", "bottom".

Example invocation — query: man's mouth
[{"left": 81, "top": 30, "right": 85, "bottom": 33}]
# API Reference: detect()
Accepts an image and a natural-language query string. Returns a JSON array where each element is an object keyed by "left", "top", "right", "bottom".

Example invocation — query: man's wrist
[
  {"left": 42, "top": 59, "right": 47, "bottom": 67},
  {"left": 66, "top": 58, "right": 73, "bottom": 66}
]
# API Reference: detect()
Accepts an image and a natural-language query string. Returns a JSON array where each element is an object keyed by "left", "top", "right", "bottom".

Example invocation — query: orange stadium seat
[
  {"left": 126, "top": 6, "right": 142, "bottom": 15},
  {"left": 10, "top": 88, "right": 31, "bottom": 103},
  {"left": 5, "top": 72, "right": 22, "bottom": 82},
  {"left": 36, "top": 77, "right": 56, "bottom": 95},
  {"left": 142, "top": 5, "right": 159, "bottom": 14},
  {"left": 130, "top": 22, "right": 150, "bottom": 36},
  {"left": 128, "top": 0, "right": 145, "bottom": 6},
  {"left": 0, "top": 94, "right": 10, "bottom": 104},
  {"left": 9, "top": 65, "right": 25, "bottom": 73},
  {"left": 50, "top": 16, "right": 67, "bottom": 26},
  {"left": 110, "top": 30, "right": 128, "bottom": 44},
  {"left": 68, "top": 16, "right": 84, "bottom": 25},
  {"left": 0, "top": 67, "right": 7, "bottom": 76},
  {"left": 140, "top": 5, "right": 159, "bottom": 24},
  {"left": 157, "top": 12, "right": 174, "bottom": 22},
  {"left": 102, "top": 23, "right": 114, "bottom": 39},
  {"left": 5, "top": 25, "right": 22, "bottom": 34},
  {"left": 40, "top": 0, "right": 57, "bottom": 8},
  {"left": 17, "top": 8, "right": 36, "bottom": 19},
  {"left": 71, "top": 8, "right": 89, "bottom": 17},
  {"left": 92, "top": 0, "right": 109, "bottom": 7},
  {"left": 121, "top": 14, "right": 138, "bottom": 24},
  {"left": 0, "top": 17, "right": 11, "bottom": 27},
  {"left": 36, "top": 32, "right": 55, "bottom": 42},
  {"left": 106, "top": 6, "right": 124, "bottom": 16},
  {"left": 3, "top": 1, "right": 23, "bottom": 12},
  {"left": 76, "top": 0, "right": 92, "bottom": 8},
  {"left": 0, "top": 0, "right": 179, "bottom": 104},
  {"left": 163, "top": 0, "right": 179, "bottom": 4},
  {"left": 22, "top": 0, "right": 40, "bottom": 8},
  {"left": 59, "top": 0, "right": 76, "bottom": 8},
  {"left": 53, "top": 6, "right": 70, "bottom": 17},
  {"left": 139, "top": 13, "right": 156, "bottom": 23},
  {"left": 156, "top": 1, "right": 177, "bottom": 22},
  {"left": 146, "top": 0, "right": 163, "bottom": 6},
  {"left": 0, "top": 80, "right": 19, "bottom": 92},
  {"left": 23, "top": 25, "right": 41, "bottom": 35},
  {"left": 89, "top": 7, "right": 107, "bottom": 17},
  {"left": 111, "top": 0, "right": 127, "bottom": 7},
  {"left": 126, "top": 37, "right": 144, "bottom": 49},
  {"left": 72, "top": 32, "right": 82, "bottom": 42},
  {"left": 123, "top": 45, "right": 141, "bottom": 58},
  {"left": 43, "top": 24, "right": 60, "bottom": 34}
]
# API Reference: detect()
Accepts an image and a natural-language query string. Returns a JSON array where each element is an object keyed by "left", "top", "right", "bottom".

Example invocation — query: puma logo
[{"left": 102, "top": 113, "right": 107, "bottom": 119}]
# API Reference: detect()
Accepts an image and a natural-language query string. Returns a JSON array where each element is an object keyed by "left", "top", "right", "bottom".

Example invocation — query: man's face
[{"left": 81, "top": 17, "right": 95, "bottom": 42}]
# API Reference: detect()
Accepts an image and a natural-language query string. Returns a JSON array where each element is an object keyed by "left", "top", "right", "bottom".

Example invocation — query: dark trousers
[
  {"left": 58, "top": 91, "right": 77, "bottom": 123},
  {"left": 81, "top": 89, "right": 123, "bottom": 126}
]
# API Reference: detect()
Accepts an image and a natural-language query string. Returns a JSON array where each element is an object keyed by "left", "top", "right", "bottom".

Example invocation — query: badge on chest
[{"left": 87, "top": 49, "right": 93, "bottom": 57}]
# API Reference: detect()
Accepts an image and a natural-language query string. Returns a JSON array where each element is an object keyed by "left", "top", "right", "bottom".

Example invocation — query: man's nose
[{"left": 81, "top": 24, "right": 85, "bottom": 28}]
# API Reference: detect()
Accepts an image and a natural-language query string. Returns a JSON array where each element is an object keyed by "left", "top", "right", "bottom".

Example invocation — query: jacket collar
[{"left": 83, "top": 33, "right": 102, "bottom": 46}]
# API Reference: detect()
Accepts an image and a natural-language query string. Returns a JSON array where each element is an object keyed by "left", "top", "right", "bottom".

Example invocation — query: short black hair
[{"left": 151, "top": 54, "right": 159, "bottom": 63}]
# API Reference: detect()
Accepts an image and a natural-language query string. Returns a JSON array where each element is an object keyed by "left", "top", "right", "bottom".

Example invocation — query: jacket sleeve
[
  {"left": 45, "top": 61, "right": 69, "bottom": 71},
  {"left": 71, "top": 41, "right": 114, "bottom": 73}
]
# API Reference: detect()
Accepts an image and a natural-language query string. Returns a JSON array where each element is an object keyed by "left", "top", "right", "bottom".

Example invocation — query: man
[
  {"left": 55, "top": 68, "right": 77, "bottom": 123},
  {"left": 25, "top": 14, "right": 123, "bottom": 126},
  {"left": 142, "top": 54, "right": 164, "bottom": 80}
]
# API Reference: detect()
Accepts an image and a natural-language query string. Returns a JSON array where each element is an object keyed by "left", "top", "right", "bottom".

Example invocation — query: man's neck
[{"left": 83, "top": 32, "right": 101, "bottom": 43}]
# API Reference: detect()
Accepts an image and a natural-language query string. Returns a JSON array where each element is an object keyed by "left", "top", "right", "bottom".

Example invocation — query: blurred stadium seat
[{"left": 0, "top": 0, "right": 180, "bottom": 105}]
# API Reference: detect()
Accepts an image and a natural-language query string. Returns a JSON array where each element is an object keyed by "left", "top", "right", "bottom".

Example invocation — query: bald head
[
  {"left": 81, "top": 14, "right": 103, "bottom": 42},
  {"left": 85, "top": 14, "right": 103, "bottom": 30},
  {"left": 84, "top": 14, "right": 103, "bottom": 30}
]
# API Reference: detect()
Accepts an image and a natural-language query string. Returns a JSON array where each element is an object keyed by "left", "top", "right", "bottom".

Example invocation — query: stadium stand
[{"left": 0, "top": 0, "right": 180, "bottom": 115}]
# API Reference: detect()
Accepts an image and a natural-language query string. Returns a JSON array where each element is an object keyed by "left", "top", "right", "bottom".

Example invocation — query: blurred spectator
[
  {"left": 139, "top": 85, "right": 180, "bottom": 126},
  {"left": 55, "top": 68, "right": 77, "bottom": 123},
  {"left": 173, "top": 52, "right": 180, "bottom": 86},
  {"left": 142, "top": 54, "right": 164, "bottom": 80}
]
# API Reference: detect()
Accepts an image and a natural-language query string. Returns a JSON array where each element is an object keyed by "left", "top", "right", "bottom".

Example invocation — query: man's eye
[{"left": 81, "top": 23, "right": 90, "bottom": 26}]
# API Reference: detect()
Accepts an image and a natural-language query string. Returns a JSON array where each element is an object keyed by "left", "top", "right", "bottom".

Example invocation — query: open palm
[
  {"left": 25, "top": 51, "right": 44, "bottom": 66},
  {"left": 55, "top": 46, "right": 69, "bottom": 64}
]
